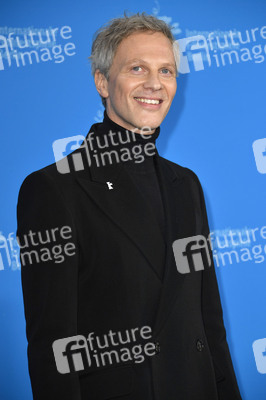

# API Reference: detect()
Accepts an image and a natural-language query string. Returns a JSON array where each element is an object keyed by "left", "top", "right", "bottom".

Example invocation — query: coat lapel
[
  {"left": 152, "top": 157, "right": 198, "bottom": 337},
  {"left": 72, "top": 131, "right": 198, "bottom": 334},
  {"left": 75, "top": 158, "right": 166, "bottom": 281}
]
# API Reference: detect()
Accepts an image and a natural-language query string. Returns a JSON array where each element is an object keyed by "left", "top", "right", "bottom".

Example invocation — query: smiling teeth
[{"left": 135, "top": 98, "right": 160, "bottom": 105}]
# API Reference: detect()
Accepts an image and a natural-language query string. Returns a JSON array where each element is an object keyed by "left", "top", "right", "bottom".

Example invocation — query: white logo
[
  {"left": 53, "top": 335, "right": 91, "bottom": 374},
  {"left": 53, "top": 326, "right": 156, "bottom": 374},
  {"left": 0, "top": 26, "right": 76, "bottom": 71},
  {"left": 252, "top": 338, "right": 266, "bottom": 374},
  {"left": 52, "top": 135, "right": 91, "bottom": 174},
  {"left": 252, "top": 138, "right": 266, "bottom": 174},
  {"left": 172, "top": 235, "right": 212, "bottom": 274},
  {"left": 106, "top": 181, "right": 113, "bottom": 190},
  {"left": 176, "top": 35, "right": 211, "bottom": 74},
  {"left": 152, "top": 1, "right": 182, "bottom": 36},
  {"left": 0, "top": 50, "right": 4, "bottom": 71},
  {"left": 0, "top": 231, "right": 20, "bottom": 271}
]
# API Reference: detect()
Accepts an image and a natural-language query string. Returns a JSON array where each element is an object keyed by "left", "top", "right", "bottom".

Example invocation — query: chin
[{"left": 138, "top": 118, "right": 161, "bottom": 130}]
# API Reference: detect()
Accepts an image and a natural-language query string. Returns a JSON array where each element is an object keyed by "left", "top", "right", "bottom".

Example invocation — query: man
[{"left": 17, "top": 13, "right": 242, "bottom": 400}]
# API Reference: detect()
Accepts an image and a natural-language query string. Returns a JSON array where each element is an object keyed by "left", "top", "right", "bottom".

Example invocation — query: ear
[{"left": 94, "top": 69, "right": 109, "bottom": 99}]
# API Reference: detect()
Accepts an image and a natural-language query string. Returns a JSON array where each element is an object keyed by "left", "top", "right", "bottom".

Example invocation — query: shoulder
[
  {"left": 159, "top": 156, "right": 202, "bottom": 186},
  {"left": 17, "top": 160, "right": 80, "bottom": 223},
  {"left": 158, "top": 156, "right": 206, "bottom": 208},
  {"left": 18, "top": 156, "right": 78, "bottom": 197}
]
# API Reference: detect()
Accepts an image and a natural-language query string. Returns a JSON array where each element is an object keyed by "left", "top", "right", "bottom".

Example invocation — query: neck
[
  {"left": 86, "top": 111, "right": 160, "bottom": 168},
  {"left": 102, "top": 111, "right": 160, "bottom": 139},
  {"left": 105, "top": 110, "right": 156, "bottom": 135}
]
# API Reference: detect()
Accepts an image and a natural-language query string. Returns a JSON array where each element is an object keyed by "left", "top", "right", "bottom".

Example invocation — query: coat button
[
  {"left": 196, "top": 339, "right": 204, "bottom": 352},
  {"left": 155, "top": 342, "right": 160, "bottom": 354}
]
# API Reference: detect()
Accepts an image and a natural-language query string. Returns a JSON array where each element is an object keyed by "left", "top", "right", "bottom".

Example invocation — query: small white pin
[{"left": 106, "top": 181, "right": 113, "bottom": 190}]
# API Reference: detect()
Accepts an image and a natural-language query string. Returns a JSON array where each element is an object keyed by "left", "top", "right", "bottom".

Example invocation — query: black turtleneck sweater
[{"left": 97, "top": 111, "right": 166, "bottom": 240}]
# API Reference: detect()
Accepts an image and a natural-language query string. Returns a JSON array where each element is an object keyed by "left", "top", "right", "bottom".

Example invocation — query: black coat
[{"left": 17, "top": 129, "right": 242, "bottom": 400}]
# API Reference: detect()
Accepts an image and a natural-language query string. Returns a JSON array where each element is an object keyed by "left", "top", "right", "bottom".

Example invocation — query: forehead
[{"left": 113, "top": 31, "right": 175, "bottom": 65}]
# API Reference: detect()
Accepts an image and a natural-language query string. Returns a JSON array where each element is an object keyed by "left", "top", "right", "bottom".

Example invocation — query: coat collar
[
  {"left": 75, "top": 154, "right": 166, "bottom": 281},
  {"left": 72, "top": 131, "right": 197, "bottom": 336},
  {"left": 152, "top": 156, "right": 195, "bottom": 336}
]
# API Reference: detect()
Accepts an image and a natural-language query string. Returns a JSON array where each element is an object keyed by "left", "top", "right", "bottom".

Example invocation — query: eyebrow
[{"left": 125, "top": 58, "right": 176, "bottom": 69}]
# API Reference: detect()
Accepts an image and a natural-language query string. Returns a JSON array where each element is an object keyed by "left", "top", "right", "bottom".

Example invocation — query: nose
[{"left": 143, "top": 71, "right": 162, "bottom": 91}]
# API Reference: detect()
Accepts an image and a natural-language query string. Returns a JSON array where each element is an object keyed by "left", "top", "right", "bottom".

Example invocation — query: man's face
[{"left": 95, "top": 31, "right": 177, "bottom": 133}]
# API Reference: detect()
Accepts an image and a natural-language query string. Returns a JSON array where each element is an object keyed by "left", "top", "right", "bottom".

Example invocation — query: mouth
[{"left": 134, "top": 97, "right": 163, "bottom": 106}]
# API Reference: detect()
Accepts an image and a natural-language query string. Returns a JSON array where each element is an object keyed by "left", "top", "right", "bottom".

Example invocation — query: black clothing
[
  {"left": 17, "top": 115, "right": 242, "bottom": 400},
  {"left": 96, "top": 111, "right": 166, "bottom": 242}
]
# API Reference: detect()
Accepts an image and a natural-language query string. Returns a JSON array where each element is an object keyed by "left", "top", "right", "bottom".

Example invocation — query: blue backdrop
[{"left": 1, "top": 0, "right": 266, "bottom": 398}]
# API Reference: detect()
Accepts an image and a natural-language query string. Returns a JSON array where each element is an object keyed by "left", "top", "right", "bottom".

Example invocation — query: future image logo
[
  {"left": 0, "top": 25, "right": 76, "bottom": 71},
  {"left": 252, "top": 138, "right": 266, "bottom": 174},
  {"left": 0, "top": 231, "right": 20, "bottom": 271},
  {"left": 53, "top": 335, "right": 91, "bottom": 374},
  {"left": 173, "top": 26, "right": 266, "bottom": 74},
  {"left": 52, "top": 128, "right": 157, "bottom": 173},
  {"left": 252, "top": 338, "right": 266, "bottom": 374},
  {"left": 172, "top": 235, "right": 212, "bottom": 274},
  {"left": 176, "top": 35, "right": 211, "bottom": 73},
  {"left": 53, "top": 326, "right": 157, "bottom": 374},
  {"left": 52, "top": 135, "right": 90, "bottom": 174}
]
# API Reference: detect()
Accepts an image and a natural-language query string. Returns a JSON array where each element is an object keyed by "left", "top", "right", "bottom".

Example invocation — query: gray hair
[{"left": 89, "top": 12, "right": 180, "bottom": 107}]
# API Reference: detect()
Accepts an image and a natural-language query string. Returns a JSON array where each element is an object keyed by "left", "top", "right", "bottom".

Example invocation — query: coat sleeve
[
  {"left": 195, "top": 174, "right": 242, "bottom": 400},
  {"left": 17, "top": 170, "right": 81, "bottom": 400}
]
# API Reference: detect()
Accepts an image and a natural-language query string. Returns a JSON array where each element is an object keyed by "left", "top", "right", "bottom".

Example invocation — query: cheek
[
  {"left": 107, "top": 77, "right": 122, "bottom": 101},
  {"left": 112, "top": 83, "right": 129, "bottom": 103},
  {"left": 118, "top": 78, "right": 140, "bottom": 99},
  {"left": 166, "top": 83, "right": 177, "bottom": 102}
]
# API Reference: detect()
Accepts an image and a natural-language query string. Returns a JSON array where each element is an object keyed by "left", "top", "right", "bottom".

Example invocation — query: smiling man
[
  {"left": 17, "top": 13, "right": 242, "bottom": 400},
  {"left": 94, "top": 30, "right": 177, "bottom": 132}
]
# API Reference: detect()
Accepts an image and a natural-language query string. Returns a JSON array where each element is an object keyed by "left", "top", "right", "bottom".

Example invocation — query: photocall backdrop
[{"left": 1, "top": 0, "right": 266, "bottom": 398}]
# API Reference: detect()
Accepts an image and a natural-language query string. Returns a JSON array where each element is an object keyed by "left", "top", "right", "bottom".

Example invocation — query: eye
[
  {"left": 161, "top": 68, "right": 172, "bottom": 74},
  {"left": 132, "top": 66, "right": 142, "bottom": 72}
]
